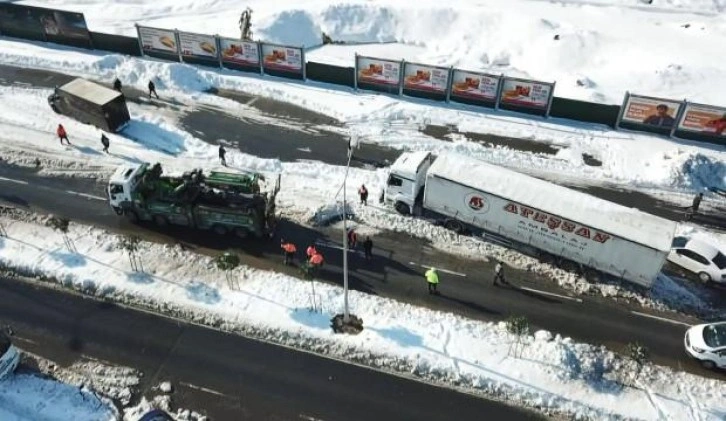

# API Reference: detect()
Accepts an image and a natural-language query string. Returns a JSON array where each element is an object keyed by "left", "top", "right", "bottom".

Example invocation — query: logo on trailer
[{"left": 465, "top": 193, "right": 489, "bottom": 212}]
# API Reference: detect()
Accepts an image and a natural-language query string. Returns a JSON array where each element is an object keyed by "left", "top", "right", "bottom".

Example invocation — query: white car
[
  {"left": 667, "top": 237, "right": 726, "bottom": 284},
  {"left": 684, "top": 322, "right": 726, "bottom": 369}
]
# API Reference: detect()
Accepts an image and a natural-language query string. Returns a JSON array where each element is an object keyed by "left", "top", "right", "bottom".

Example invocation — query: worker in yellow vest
[{"left": 425, "top": 267, "right": 439, "bottom": 295}]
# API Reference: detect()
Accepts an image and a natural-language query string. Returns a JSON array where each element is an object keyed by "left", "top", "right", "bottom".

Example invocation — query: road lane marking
[
  {"left": 13, "top": 336, "right": 37, "bottom": 346},
  {"left": 179, "top": 381, "right": 232, "bottom": 398},
  {"left": 245, "top": 97, "right": 258, "bottom": 106},
  {"left": 65, "top": 190, "right": 106, "bottom": 201},
  {"left": 299, "top": 415, "right": 326, "bottom": 421},
  {"left": 518, "top": 286, "right": 583, "bottom": 303},
  {"left": 631, "top": 311, "right": 691, "bottom": 327},
  {"left": 408, "top": 262, "right": 467, "bottom": 277},
  {"left": 315, "top": 240, "right": 359, "bottom": 253},
  {"left": 0, "top": 176, "right": 28, "bottom": 185}
]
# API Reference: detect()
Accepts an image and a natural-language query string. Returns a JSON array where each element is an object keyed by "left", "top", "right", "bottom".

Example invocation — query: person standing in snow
[
  {"left": 280, "top": 239, "right": 297, "bottom": 266},
  {"left": 493, "top": 260, "right": 506, "bottom": 286},
  {"left": 358, "top": 184, "right": 368, "bottom": 206},
  {"left": 113, "top": 78, "right": 122, "bottom": 92},
  {"left": 100, "top": 133, "right": 110, "bottom": 153},
  {"left": 686, "top": 192, "right": 704, "bottom": 220},
  {"left": 363, "top": 236, "right": 373, "bottom": 262},
  {"left": 56, "top": 124, "right": 70, "bottom": 145},
  {"left": 148, "top": 80, "right": 159, "bottom": 99},
  {"left": 425, "top": 267, "right": 439, "bottom": 295},
  {"left": 219, "top": 145, "right": 227, "bottom": 166}
]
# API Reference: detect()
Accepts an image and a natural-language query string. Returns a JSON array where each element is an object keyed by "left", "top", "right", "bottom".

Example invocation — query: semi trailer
[
  {"left": 382, "top": 151, "right": 677, "bottom": 288},
  {"left": 48, "top": 78, "right": 130, "bottom": 133}
]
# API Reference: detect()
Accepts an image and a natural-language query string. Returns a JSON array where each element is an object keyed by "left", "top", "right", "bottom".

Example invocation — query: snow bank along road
[
  {"left": 1, "top": 164, "right": 721, "bottom": 383},
  {"left": 0, "top": 275, "right": 543, "bottom": 421}
]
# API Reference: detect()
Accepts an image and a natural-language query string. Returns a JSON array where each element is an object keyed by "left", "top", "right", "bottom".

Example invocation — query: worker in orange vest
[
  {"left": 309, "top": 251, "right": 324, "bottom": 274},
  {"left": 56, "top": 124, "right": 71, "bottom": 145},
  {"left": 306, "top": 245, "right": 317, "bottom": 259},
  {"left": 280, "top": 239, "right": 297, "bottom": 265}
]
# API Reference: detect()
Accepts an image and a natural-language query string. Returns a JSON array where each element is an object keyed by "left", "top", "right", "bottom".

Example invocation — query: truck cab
[
  {"left": 108, "top": 163, "right": 148, "bottom": 215},
  {"left": 383, "top": 151, "right": 433, "bottom": 215}
]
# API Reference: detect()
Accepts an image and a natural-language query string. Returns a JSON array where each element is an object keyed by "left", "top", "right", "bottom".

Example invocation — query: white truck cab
[
  {"left": 383, "top": 151, "right": 434, "bottom": 215},
  {"left": 108, "top": 163, "right": 147, "bottom": 214}
]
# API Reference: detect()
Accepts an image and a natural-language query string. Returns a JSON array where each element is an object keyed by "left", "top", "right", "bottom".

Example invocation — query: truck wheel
[
  {"left": 394, "top": 202, "right": 410, "bottom": 215},
  {"left": 153, "top": 215, "right": 168, "bottom": 227},
  {"left": 561, "top": 259, "right": 581, "bottom": 275},
  {"left": 113, "top": 207, "right": 124, "bottom": 216},
  {"left": 124, "top": 210, "right": 139, "bottom": 223},
  {"left": 700, "top": 360, "right": 716, "bottom": 370},
  {"left": 444, "top": 220, "right": 464, "bottom": 234},
  {"left": 583, "top": 268, "right": 600, "bottom": 283},
  {"left": 698, "top": 272, "right": 712, "bottom": 283},
  {"left": 539, "top": 252, "right": 557, "bottom": 266},
  {"left": 235, "top": 227, "right": 249, "bottom": 239},
  {"left": 213, "top": 225, "right": 228, "bottom": 236}
]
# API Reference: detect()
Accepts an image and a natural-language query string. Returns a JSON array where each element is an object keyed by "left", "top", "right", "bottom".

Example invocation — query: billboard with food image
[
  {"left": 620, "top": 95, "right": 682, "bottom": 129},
  {"left": 261, "top": 43, "right": 303, "bottom": 73},
  {"left": 499, "top": 78, "right": 553, "bottom": 109},
  {"left": 677, "top": 103, "right": 726, "bottom": 137},
  {"left": 450, "top": 69, "right": 501, "bottom": 102},
  {"left": 220, "top": 38, "right": 260, "bottom": 66},
  {"left": 178, "top": 31, "right": 218, "bottom": 59},
  {"left": 403, "top": 62, "right": 449, "bottom": 93},
  {"left": 356, "top": 56, "right": 401, "bottom": 87},
  {"left": 137, "top": 25, "right": 178, "bottom": 54}
]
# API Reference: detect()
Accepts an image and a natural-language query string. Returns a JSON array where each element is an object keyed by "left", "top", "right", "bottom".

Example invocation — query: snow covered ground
[
  {"left": 0, "top": 212, "right": 725, "bottom": 420},
  {"left": 19, "top": 0, "right": 726, "bottom": 105}
]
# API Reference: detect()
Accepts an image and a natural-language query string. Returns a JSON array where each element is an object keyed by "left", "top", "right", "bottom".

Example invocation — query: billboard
[
  {"left": 137, "top": 25, "right": 178, "bottom": 55},
  {"left": 499, "top": 78, "right": 553, "bottom": 109},
  {"left": 219, "top": 38, "right": 260, "bottom": 66},
  {"left": 677, "top": 103, "right": 726, "bottom": 137},
  {"left": 620, "top": 95, "right": 683, "bottom": 129},
  {"left": 450, "top": 69, "right": 501, "bottom": 102},
  {"left": 0, "top": 4, "right": 90, "bottom": 45},
  {"left": 261, "top": 43, "right": 303, "bottom": 73},
  {"left": 178, "top": 31, "right": 218, "bottom": 59},
  {"left": 402, "top": 62, "right": 449, "bottom": 93},
  {"left": 356, "top": 56, "right": 401, "bottom": 87}
]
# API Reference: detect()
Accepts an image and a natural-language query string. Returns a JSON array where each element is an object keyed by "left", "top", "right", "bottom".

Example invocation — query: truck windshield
[
  {"left": 109, "top": 184, "right": 124, "bottom": 195},
  {"left": 0, "top": 332, "right": 10, "bottom": 355},
  {"left": 387, "top": 175, "right": 403, "bottom": 187},
  {"left": 712, "top": 251, "right": 726, "bottom": 270}
]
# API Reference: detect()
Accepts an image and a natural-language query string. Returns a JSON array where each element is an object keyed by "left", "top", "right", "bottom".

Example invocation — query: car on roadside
[
  {"left": 0, "top": 330, "right": 20, "bottom": 380},
  {"left": 666, "top": 237, "right": 726, "bottom": 284},
  {"left": 138, "top": 409, "right": 174, "bottom": 421},
  {"left": 684, "top": 321, "right": 726, "bottom": 369}
]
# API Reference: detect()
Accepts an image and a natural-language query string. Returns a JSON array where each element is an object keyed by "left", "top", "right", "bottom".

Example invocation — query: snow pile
[
  {"left": 1, "top": 215, "right": 725, "bottom": 420},
  {"left": 124, "top": 395, "right": 207, "bottom": 421}
]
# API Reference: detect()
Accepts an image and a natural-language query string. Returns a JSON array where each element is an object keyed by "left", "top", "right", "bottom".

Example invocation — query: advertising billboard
[
  {"left": 450, "top": 69, "right": 501, "bottom": 102},
  {"left": 219, "top": 38, "right": 260, "bottom": 67},
  {"left": 178, "top": 31, "right": 218, "bottom": 60},
  {"left": 677, "top": 103, "right": 726, "bottom": 137},
  {"left": 0, "top": 4, "right": 91, "bottom": 46},
  {"left": 261, "top": 43, "right": 303, "bottom": 73},
  {"left": 137, "top": 25, "right": 178, "bottom": 55},
  {"left": 499, "top": 77, "right": 553, "bottom": 110},
  {"left": 356, "top": 56, "right": 402, "bottom": 87},
  {"left": 620, "top": 95, "right": 683, "bottom": 129},
  {"left": 402, "top": 62, "right": 449, "bottom": 93}
]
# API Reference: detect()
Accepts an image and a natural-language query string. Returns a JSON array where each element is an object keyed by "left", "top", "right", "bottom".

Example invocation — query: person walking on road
[
  {"left": 307, "top": 251, "right": 324, "bottom": 277},
  {"left": 113, "top": 78, "right": 122, "bottom": 92},
  {"left": 358, "top": 184, "right": 369, "bottom": 206},
  {"left": 219, "top": 145, "right": 227, "bottom": 166},
  {"left": 280, "top": 239, "right": 297, "bottom": 265},
  {"left": 363, "top": 236, "right": 373, "bottom": 261},
  {"left": 493, "top": 260, "right": 506, "bottom": 286},
  {"left": 687, "top": 192, "right": 703, "bottom": 220},
  {"left": 56, "top": 124, "right": 70, "bottom": 145},
  {"left": 148, "top": 80, "right": 159, "bottom": 99},
  {"left": 100, "top": 133, "right": 110, "bottom": 153},
  {"left": 306, "top": 245, "right": 317, "bottom": 259},
  {"left": 347, "top": 228, "right": 358, "bottom": 249},
  {"left": 425, "top": 267, "right": 439, "bottom": 295}
]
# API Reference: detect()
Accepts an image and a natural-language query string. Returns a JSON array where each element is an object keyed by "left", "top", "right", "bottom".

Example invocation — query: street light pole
[{"left": 342, "top": 141, "right": 352, "bottom": 323}]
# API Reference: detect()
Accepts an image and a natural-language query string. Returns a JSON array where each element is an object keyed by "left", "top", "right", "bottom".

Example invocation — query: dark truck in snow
[{"left": 48, "top": 78, "right": 130, "bottom": 132}]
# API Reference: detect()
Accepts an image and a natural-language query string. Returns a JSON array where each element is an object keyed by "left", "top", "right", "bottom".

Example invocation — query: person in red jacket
[
  {"left": 347, "top": 228, "right": 358, "bottom": 249},
  {"left": 358, "top": 184, "right": 368, "bottom": 205},
  {"left": 56, "top": 124, "right": 70, "bottom": 145},
  {"left": 306, "top": 245, "right": 317, "bottom": 259},
  {"left": 308, "top": 251, "right": 324, "bottom": 277},
  {"left": 280, "top": 240, "right": 297, "bottom": 265}
]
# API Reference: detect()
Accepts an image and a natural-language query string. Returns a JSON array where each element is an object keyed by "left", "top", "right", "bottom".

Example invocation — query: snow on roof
[
  {"left": 390, "top": 151, "right": 431, "bottom": 180},
  {"left": 428, "top": 153, "right": 677, "bottom": 251},
  {"left": 59, "top": 78, "right": 121, "bottom": 106}
]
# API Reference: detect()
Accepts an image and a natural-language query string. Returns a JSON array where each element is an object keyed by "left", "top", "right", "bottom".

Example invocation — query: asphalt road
[
  {"left": 0, "top": 277, "right": 542, "bottom": 421},
  {"left": 2, "top": 163, "right": 722, "bottom": 383}
]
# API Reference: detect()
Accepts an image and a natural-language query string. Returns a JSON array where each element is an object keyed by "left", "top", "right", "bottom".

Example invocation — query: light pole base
[{"left": 331, "top": 314, "right": 363, "bottom": 335}]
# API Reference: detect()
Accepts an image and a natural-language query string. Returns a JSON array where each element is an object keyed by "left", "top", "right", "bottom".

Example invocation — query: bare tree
[
  {"left": 118, "top": 235, "right": 144, "bottom": 272},
  {"left": 506, "top": 315, "right": 530, "bottom": 358},
  {"left": 46, "top": 216, "right": 75, "bottom": 252},
  {"left": 215, "top": 252, "right": 240, "bottom": 289},
  {"left": 239, "top": 7, "right": 254, "bottom": 41}
]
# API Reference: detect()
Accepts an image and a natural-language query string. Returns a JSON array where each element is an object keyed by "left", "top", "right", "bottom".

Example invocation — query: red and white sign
[
  {"left": 219, "top": 38, "right": 259, "bottom": 66},
  {"left": 261, "top": 43, "right": 303, "bottom": 72},
  {"left": 357, "top": 56, "right": 401, "bottom": 87},
  {"left": 137, "top": 26, "right": 178, "bottom": 54},
  {"left": 677, "top": 103, "right": 726, "bottom": 137},
  {"left": 465, "top": 193, "right": 489, "bottom": 212},
  {"left": 403, "top": 62, "right": 449, "bottom": 93},
  {"left": 499, "top": 78, "right": 553, "bottom": 109},
  {"left": 178, "top": 31, "right": 217, "bottom": 59},
  {"left": 450, "top": 70, "right": 500, "bottom": 101},
  {"left": 504, "top": 202, "right": 611, "bottom": 244}
]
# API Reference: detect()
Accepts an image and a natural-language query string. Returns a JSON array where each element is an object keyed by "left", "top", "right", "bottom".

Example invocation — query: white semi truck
[{"left": 382, "top": 151, "right": 677, "bottom": 288}]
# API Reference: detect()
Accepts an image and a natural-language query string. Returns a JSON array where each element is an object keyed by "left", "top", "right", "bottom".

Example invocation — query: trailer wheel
[
  {"left": 124, "top": 210, "right": 139, "bottom": 223},
  {"left": 113, "top": 207, "right": 124, "bottom": 216},
  {"left": 444, "top": 220, "right": 464, "bottom": 234},
  {"left": 560, "top": 259, "right": 581, "bottom": 275},
  {"left": 213, "top": 224, "right": 228, "bottom": 236},
  {"left": 153, "top": 215, "right": 168, "bottom": 227},
  {"left": 539, "top": 252, "right": 557, "bottom": 266},
  {"left": 698, "top": 272, "right": 712, "bottom": 283},
  {"left": 235, "top": 227, "right": 249, "bottom": 239},
  {"left": 394, "top": 202, "right": 410, "bottom": 215},
  {"left": 583, "top": 268, "right": 601, "bottom": 283}
]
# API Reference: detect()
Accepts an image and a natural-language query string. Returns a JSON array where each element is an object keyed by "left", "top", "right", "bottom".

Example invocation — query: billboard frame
[
  {"left": 616, "top": 91, "right": 686, "bottom": 138},
  {"left": 498, "top": 76, "right": 556, "bottom": 117},
  {"left": 401, "top": 60, "right": 451, "bottom": 98},
  {"left": 675, "top": 100, "right": 726, "bottom": 140},
  {"left": 260, "top": 42, "right": 305, "bottom": 78},
  {"left": 135, "top": 23, "right": 181, "bottom": 61},
  {"left": 176, "top": 29, "right": 220, "bottom": 63},
  {"left": 447, "top": 68, "right": 503, "bottom": 108}
]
